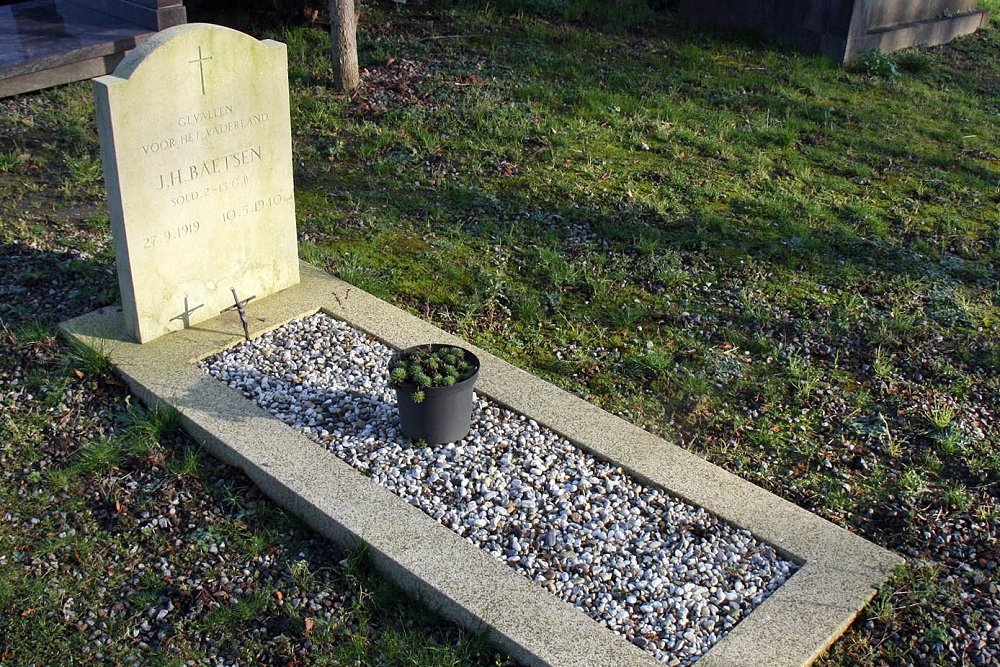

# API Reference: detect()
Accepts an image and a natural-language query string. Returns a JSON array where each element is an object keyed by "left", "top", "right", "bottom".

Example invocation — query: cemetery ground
[{"left": 1, "top": 1, "right": 997, "bottom": 665}]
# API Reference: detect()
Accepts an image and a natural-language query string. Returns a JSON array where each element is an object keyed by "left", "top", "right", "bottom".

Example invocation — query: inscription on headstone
[{"left": 93, "top": 23, "right": 299, "bottom": 343}]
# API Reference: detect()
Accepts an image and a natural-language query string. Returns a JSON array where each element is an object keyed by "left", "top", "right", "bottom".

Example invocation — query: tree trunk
[{"left": 330, "top": 0, "right": 360, "bottom": 92}]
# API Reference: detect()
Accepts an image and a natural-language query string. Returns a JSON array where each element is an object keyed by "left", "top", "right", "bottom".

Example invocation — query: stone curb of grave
[{"left": 61, "top": 262, "right": 903, "bottom": 667}]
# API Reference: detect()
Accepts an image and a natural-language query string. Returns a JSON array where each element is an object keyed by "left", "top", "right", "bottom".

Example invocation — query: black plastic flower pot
[{"left": 390, "top": 344, "right": 480, "bottom": 445}]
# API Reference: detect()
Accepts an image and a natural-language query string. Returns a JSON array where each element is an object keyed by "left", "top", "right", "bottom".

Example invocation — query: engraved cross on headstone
[{"left": 189, "top": 45, "right": 212, "bottom": 95}]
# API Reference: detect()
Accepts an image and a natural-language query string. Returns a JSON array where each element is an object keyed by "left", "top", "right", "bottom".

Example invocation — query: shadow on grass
[{"left": 0, "top": 243, "right": 117, "bottom": 330}]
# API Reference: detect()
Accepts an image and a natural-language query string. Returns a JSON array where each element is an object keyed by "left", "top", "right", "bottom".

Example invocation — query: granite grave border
[{"left": 61, "top": 262, "right": 903, "bottom": 667}]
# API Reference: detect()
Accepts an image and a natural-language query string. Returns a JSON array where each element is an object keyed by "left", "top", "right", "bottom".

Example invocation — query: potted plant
[{"left": 389, "top": 343, "right": 480, "bottom": 444}]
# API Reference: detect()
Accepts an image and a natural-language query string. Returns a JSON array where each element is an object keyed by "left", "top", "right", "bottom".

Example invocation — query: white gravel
[{"left": 200, "top": 312, "right": 798, "bottom": 666}]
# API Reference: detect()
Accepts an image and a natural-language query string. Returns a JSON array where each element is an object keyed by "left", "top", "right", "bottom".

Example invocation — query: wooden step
[
  {"left": 0, "top": 0, "right": 185, "bottom": 98},
  {"left": 846, "top": 9, "right": 991, "bottom": 61},
  {"left": 677, "top": 0, "right": 991, "bottom": 64}
]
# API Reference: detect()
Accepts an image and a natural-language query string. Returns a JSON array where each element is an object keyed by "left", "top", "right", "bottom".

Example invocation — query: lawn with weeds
[
  {"left": 0, "top": 315, "right": 508, "bottom": 665},
  {"left": 2, "top": 0, "right": 998, "bottom": 664}
]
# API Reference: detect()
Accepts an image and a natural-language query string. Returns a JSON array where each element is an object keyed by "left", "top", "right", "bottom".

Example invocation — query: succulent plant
[{"left": 389, "top": 345, "right": 476, "bottom": 403}]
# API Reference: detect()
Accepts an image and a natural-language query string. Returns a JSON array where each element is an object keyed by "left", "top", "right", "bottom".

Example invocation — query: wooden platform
[
  {"left": 678, "top": 0, "right": 990, "bottom": 63},
  {"left": 0, "top": 0, "right": 185, "bottom": 98}
]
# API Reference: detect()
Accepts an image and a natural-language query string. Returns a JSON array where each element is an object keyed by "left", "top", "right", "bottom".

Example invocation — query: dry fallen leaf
[{"left": 304, "top": 616, "right": 315, "bottom": 637}]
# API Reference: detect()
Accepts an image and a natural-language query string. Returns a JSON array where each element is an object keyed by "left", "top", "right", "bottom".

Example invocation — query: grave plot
[{"left": 62, "top": 262, "right": 904, "bottom": 667}]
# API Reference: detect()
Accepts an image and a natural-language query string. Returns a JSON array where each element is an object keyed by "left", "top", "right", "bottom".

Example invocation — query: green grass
[{"left": 65, "top": 337, "right": 115, "bottom": 380}]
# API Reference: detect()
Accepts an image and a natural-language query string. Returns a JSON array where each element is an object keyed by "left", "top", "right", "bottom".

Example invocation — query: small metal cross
[
  {"left": 189, "top": 45, "right": 212, "bottom": 95},
  {"left": 220, "top": 288, "right": 256, "bottom": 341}
]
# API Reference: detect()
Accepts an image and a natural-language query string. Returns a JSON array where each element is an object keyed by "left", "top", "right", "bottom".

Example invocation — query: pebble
[{"left": 201, "top": 313, "right": 799, "bottom": 666}]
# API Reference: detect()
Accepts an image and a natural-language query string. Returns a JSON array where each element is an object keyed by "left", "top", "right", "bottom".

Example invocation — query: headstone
[{"left": 92, "top": 23, "right": 298, "bottom": 343}]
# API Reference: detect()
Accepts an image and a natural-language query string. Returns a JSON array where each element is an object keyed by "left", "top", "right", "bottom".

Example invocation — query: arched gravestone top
[{"left": 93, "top": 23, "right": 299, "bottom": 343}]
